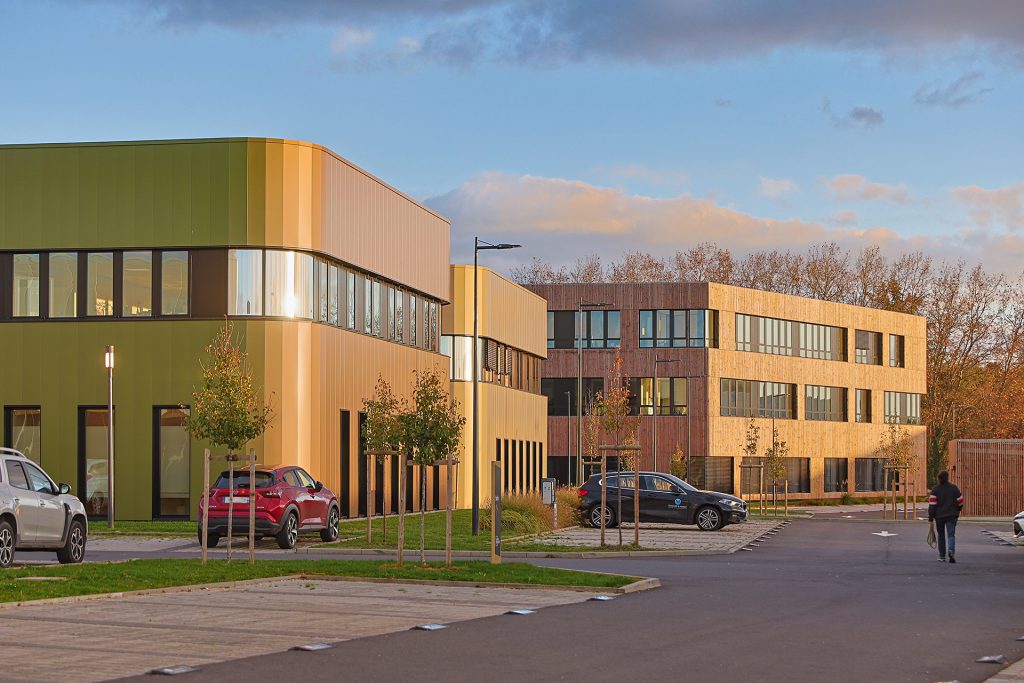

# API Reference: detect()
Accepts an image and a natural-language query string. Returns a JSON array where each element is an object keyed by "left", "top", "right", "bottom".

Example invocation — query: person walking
[{"left": 928, "top": 470, "right": 964, "bottom": 563}]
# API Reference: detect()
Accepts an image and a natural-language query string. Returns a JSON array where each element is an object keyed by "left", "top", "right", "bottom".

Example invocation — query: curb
[
  {"left": 985, "top": 656, "right": 1024, "bottom": 682},
  {"left": 299, "top": 546, "right": 737, "bottom": 559}
]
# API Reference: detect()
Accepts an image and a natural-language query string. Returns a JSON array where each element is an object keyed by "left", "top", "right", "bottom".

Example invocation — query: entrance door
[{"left": 340, "top": 410, "right": 350, "bottom": 517}]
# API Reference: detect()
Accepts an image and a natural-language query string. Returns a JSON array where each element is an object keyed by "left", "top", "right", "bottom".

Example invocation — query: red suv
[{"left": 197, "top": 465, "right": 340, "bottom": 549}]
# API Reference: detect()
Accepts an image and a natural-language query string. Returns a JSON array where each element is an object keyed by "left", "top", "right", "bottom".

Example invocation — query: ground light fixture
[
  {"left": 576, "top": 300, "right": 609, "bottom": 486},
  {"left": 104, "top": 345, "right": 115, "bottom": 529},
  {"left": 472, "top": 238, "right": 521, "bottom": 536}
]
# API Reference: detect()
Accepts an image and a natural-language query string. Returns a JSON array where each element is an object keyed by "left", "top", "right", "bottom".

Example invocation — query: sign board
[
  {"left": 541, "top": 478, "right": 557, "bottom": 505},
  {"left": 491, "top": 462, "right": 502, "bottom": 564}
]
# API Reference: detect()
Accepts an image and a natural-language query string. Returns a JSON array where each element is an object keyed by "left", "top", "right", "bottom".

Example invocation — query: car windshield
[
  {"left": 215, "top": 471, "right": 275, "bottom": 489},
  {"left": 662, "top": 474, "right": 698, "bottom": 493}
]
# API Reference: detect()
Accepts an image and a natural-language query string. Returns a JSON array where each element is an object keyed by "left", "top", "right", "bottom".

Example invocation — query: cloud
[
  {"left": 426, "top": 172, "right": 1024, "bottom": 274},
  {"left": 824, "top": 175, "right": 911, "bottom": 204},
  {"left": 713, "top": 98, "right": 733, "bottom": 108},
  {"left": 78, "top": 0, "right": 1024, "bottom": 66},
  {"left": 830, "top": 210, "right": 858, "bottom": 226},
  {"left": 914, "top": 71, "right": 994, "bottom": 107},
  {"left": 950, "top": 181, "right": 1024, "bottom": 230},
  {"left": 331, "top": 26, "right": 375, "bottom": 55},
  {"left": 822, "top": 99, "right": 885, "bottom": 129},
  {"left": 757, "top": 177, "right": 799, "bottom": 200},
  {"left": 594, "top": 163, "right": 689, "bottom": 188}
]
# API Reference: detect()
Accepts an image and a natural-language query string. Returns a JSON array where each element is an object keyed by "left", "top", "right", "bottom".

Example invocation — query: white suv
[{"left": 0, "top": 448, "right": 88, "bottom": 568}]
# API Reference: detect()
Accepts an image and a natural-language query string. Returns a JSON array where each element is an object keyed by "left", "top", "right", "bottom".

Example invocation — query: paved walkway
[
  {"left": 0, "top": 578, "right": 597, "bottom": 683},
  {"left": 531, "top": 520, "right": 780, "bottom": 552}
]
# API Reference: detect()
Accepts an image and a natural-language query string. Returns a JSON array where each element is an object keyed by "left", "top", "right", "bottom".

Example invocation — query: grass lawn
[
  {"left": 0, "top": 558, "right": 636, "bottom": 603},
  {"left": 88, "top": 520, "right": 196, "bottom": 537}
]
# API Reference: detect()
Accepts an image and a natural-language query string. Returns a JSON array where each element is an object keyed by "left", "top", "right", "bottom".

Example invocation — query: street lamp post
[
  {"left": 564, "top": 391, "right": 572, "bottom": 485},
  {"left": 576, "top": 299, "right": 609, "bottom": 486},
  {"left": 652, "top": 358, "right": 678, "bottom": 473},
  {"left": 472, "top": 238, "right": 521, "bottom": 536},
  {"left": 104, "top": 345, "right": 115, "bottom": 529}
]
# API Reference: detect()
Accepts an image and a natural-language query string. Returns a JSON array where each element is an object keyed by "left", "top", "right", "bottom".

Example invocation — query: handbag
[{"left": 927, "top": 521, "right": 937, "bottom": 548}]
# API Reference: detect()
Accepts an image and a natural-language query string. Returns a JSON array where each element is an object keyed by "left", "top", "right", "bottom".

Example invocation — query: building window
[
  {"left": 48, "top": 252, "right": 78, "bottom": 318},
  {"left": 122, "top": 251, "right": 153, "bottom": 317},
  {"left": 783, "top": 458, "right": 811, "bottom": 493},
  {"left": 372, "top": 280, "right": 382, "bottom": 336},
  {"left": 889, "top": 334, "right": 905, "bottom": 368},
  {"left": 154, "top": 407, "right": 190, "bottom": 518},
  {"left": 4, "top": 407, "right": 41, "bottom": 463},
  {"left": 86, "top": 252, "right": 114, "bottom": 317},
  {"left": 328, "top": 263, "right": 340, "bottom": 326},
  {"left": 640, "top": 309, "right": 717, "bottom": 348},
  {"left": 541, "top": 377, "right": 603, "bottom": 415},
  {"left": 824, "top": 458, "right": 848, "bottom": 493},
  {"left": 855, "top": 389, "right": 871, "bottom": 423},
  {"left": 547, "top": 310, "right": 621, "bottom": 349},
  {"left": 805, "top": 385, "right": 847, "bottom": 422},
  {"left": 410, "top": 295, "right": 417, "bottom": 345},
  {"left": 387, "top": 287, "right": 396, "bottom": 340},
  {"left": 265, "top": 250, "right": 314, "bottom": 319},
  {"left": 79, "top": 407, "right": 110, "bottom": 518},
  {"left": 735, "top": 313, "right": 845, "bottom": 360},
  {"left": 317, "top": 258, "right": 329, "bottom": 323},
  {"left": 855, "top": 329, "right": 882, "bottom": 365},
  {"left": 346, "top": 271, "right": 356, "bottom": 329},
  {"left": 719, "top": 379, "right": 796, "bottom": 419},
  {"left": 689, "top": 456, "right": 734, "bottom": 494},
  {"left": 12, "top": 253, "right": 40, "bottom": 317},
  {"left": 884, "top": 391, "right": 921, "bottom": 425},
  {"left": 396, "top": 291, "right": 404, "bottom": 343},
  {"left": 363, "top": 276, "right": 372, "bottom": 333},
  {"left": 855, "top": 457, "right": 891, "bottom": 492},
  {"left": 228, "top": 249, "right": 263, "bottom": 316},
  {"left": 161, "top": 251, "right": 189, "bottom": 316},
  {"left": 628, "top": 377, "right": 688, "bottom": 415}
]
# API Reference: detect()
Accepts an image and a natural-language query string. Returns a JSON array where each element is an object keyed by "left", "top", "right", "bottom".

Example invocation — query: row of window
[
  {"left": 547, "top": 310, "right": 622, "bottom": 349},
  {"left": 719, "top": 379, "right": 796, "bottom": 419},
  {"left": 736, "top": 313, "right": 845, "bottom": 360},
  {"left": 227, "top": 250, "right": 440, "bottom": 351},
  {"left": 439, "top": 335, "right": 543, "bottom": 394},
  {"left": 9, "top": 250, "right": 189, "bottom": 319},
  {"left": 638, "top": 309, "right": 718, "bottom": 348},
  {"left": 540, "top": 377, "right": 689, "bottom": 417},
  {"left": 3, "top": 406, "right": 190, "bottom": 518},
  {"left": 719, "top": 380, "right": 921, "bottom": 424}
]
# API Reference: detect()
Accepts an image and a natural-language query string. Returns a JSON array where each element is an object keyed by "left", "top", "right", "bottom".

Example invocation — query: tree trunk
[
  {"left": 226, "top": 458, "right": 234, "bottom": 562},
  {"left": 420, "top": 465, "right": 427, "bottom": 564},
  {"left": 600, "top": 454, "right": 607, "bottom": 547},
  {"left": 633, "top": 452, "right": 640, "bottom": 547},
  {"left": 616, "top": 455, "right": 622, "bottom": 547},
  {"left": 248, "top": 450, "right": 256, "bottom": 566},
  {"left": 445, "top": 458, "right": 453, "bottom": 568},
  {"left": 397, "top": 452, "right": 406, "bottom": 567},
  {"left": 366, "top": 455, "right": 373, "bottom": 544}
]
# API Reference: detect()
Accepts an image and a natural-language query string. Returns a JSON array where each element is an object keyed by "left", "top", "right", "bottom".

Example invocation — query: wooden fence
[{"left": 948, "top": 440, "right": 1024, "bottom": 517}]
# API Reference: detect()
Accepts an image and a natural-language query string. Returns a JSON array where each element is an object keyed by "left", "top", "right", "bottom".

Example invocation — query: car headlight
[{"left": 719, "top": 498, "right": 740, "bottom": 507}]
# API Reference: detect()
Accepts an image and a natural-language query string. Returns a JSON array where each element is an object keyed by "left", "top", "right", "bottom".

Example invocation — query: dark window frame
[
  {"left": 804, "top": 385, "right": 847, "bottom": 422},
  {"left": 3, "top": 405, "right": 42, "bottom": 464},
  {"left": 152, "top": 405, "right": 191, "bottom": 520}
]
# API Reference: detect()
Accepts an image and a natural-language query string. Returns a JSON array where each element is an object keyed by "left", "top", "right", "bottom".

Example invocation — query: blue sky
[{"left": 2, "top": 0, "right": 1023, "bottom": 271}]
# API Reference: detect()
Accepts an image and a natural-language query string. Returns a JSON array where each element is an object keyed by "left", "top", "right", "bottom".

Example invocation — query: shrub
[{"left": 480, "top": 489, "right": 582, "bottom": 536}]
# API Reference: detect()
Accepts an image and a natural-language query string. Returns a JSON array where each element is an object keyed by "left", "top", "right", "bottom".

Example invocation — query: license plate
[{"left": 223, "top": 496, "right": 249, "bottom": 504}]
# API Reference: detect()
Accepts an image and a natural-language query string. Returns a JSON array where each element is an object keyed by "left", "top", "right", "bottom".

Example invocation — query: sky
[{"left": 2, "top": 0, "right": 1023, "bottom": 274}]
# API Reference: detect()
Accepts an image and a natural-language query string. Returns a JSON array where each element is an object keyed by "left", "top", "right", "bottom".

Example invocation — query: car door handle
[{"left": 40, "top": 501, "right": 47, "bottom": 507}]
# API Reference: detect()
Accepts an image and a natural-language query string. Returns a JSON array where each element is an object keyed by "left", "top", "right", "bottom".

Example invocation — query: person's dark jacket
[{"left": 928, "top": 482, "right": 964, "bottom": 521}]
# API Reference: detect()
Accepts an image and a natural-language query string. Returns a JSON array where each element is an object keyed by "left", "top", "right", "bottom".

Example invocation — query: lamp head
[{"left": 104, "top": 345, "right": 115, "bottom": 369}]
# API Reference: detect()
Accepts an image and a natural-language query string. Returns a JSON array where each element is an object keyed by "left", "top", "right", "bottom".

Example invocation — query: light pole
[
  {"left": 104, "top": 345, "right": 115, "bottom": 529},
  {"left": 652, "top": 358, "right": 678, "bottom": 473},
  {"left": 577, "top": 299, "right": 609, "bottom": 485},
  {"left": 564, "top": 391, "right": 572, "bottom": 485},
  {"left": 472, "top": 238, "right": 521, "bottom": 536}
]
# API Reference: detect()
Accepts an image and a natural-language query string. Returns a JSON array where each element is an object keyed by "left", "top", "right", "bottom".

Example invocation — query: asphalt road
[{"left": 112, "top": 518, "right": 1023, "bottom": 683}]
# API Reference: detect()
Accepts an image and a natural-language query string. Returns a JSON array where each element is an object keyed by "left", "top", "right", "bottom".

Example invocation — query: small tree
[
  {"left": 877, "top": 422, "right": 915, "bottom": 513},
  {"left": 763, "top": 426, "right": 789, "bottom": 511},
  {"left": 186, "top": 321, "right": 273, "bottom": 562},
  {"left": 405, "top": 368, "right": 465, "bottom": 565},
  {"left": 742, "top": 418, "right": 761, "bottom": 500},
  {"left": 362, "top": 377, "right": 404, "bottom": 544},
  {"left": 669, "top": 445, "right": 687, "bottom": 480},
  {"left": 589, "top": 353, "right": 635, "bottom": 547}
]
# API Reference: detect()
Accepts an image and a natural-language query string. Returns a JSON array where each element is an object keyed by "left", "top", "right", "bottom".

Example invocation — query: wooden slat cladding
[
  {"left": 445, "top": 265, "right": 548, "bottom": 358},
  {"left": 249, "top": 139, "right": 450, "bottom": 303},
  {"left": 948, "top": 440, "right": 1024, "bottom": 517}
]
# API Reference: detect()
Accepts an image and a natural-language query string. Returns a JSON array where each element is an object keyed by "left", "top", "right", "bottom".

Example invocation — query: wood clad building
[
  {"left": 948, "top": 440, "right": 1024, "bottom": 516},
  {"left": 529, "top": 281, "right": 928, "bottom": 500},
  {"left": 0, "top": 138, "right": 452, "bottom": 520}
]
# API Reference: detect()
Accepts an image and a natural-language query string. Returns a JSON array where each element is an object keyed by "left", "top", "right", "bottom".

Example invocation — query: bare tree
[
  {"left": 672, "top": 242, "right": 735, "bottom": 284},
  {"left": 609, "top": 251, "right": 673, "bottom": 282}
]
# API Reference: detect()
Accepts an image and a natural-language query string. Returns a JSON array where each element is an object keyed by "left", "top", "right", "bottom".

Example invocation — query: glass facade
[
  {"left": 161, "top": 251, "right": 189, "bottom": 315},
  {"left": 265, "top": 250, "right": 314, "bottom": 318},
  {"left": 80, "top": 408, "right": 110, "bottom": 517},
  {"left": 884, "top": 391, "right": 921, "bottom": 424},
  {"left": 855, "top": 389, "right": 871, "bottom": 423},
  {"left": 228, "top": 249, "right": 263, "bottom": 316},
  {"left": 720, "top": 379, "right": 796, "bottom": 418},
  {"left": 440, "top": 335, "right": 542, "bottom": 393},
  {"left": 805, "top": 385, "right": 847, "bottom": 422},
  {"left": 735, "top": 313, "right": 845, "bottom": 360},
  {"left": 541, "top": 377, "right": 605, "bottom": 416},
  {"left": 155, "top": 407, "right": 190, "bottom": 518},
  {"left": 48, "top": 252, "right": 78, "bottom": 318},
  {"left": 4, "top": 407, "right": 41, "bottom": 463},
  {"left": 547, "top": 310, "right": 621, "bottom": 349},
  {"left": 855, "top": 329, "right": 882, "bottom": 365},
  {"left": 87, "top": 252, "right": 114, "bottom": 316},
  {"left": 627, "top": 377, "right": 688, "bottom": 415},
  {"left": 824, "top": 458, "right": 848, "bottom": 493},
  {"left": 889, "top": 334, "right": 905, "bottom": 368},
  {"left": 639, "top": 309, "right": 717, "bottom": 348}
]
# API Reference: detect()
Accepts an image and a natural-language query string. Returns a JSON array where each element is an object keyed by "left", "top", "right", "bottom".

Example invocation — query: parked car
[
  {"left": 1014, "top": 511, "right": 1023, "bottom": 539},
  {"left": 0, "top": 447, "right": 88, "bottom": 568},
  {"left": 578, "top": 471, "right": 748, "bottom": 531},
  {"left": 197, "top": 465, "right": 340, "bottom": 550}
]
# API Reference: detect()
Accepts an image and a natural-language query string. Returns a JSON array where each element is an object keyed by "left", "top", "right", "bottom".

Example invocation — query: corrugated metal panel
[{"left": 949, "top": 440, "right": 1024, "bottom": 517}]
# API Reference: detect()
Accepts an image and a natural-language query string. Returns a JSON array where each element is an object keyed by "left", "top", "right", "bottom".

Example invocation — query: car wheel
[
  {"left": 0, "top": 519, "right": 15, "bottom": 569},
  {"left": 197, "top": 527, "right": 221, "bottom": 548},
  {"left": 276, "top": 511, "right": 299, "bottom": 549},
  {"left": 57, "top": 519, "right": 86, "bottom": 564},
  {"left": 695, "top": 506, "right": 723, "bottom": 531},
  {"left": 589, "top": 504, "right": 617, "bottom": 529},
  {"left": 319, "top": 507, "right": 340, "bottom": 543}
]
